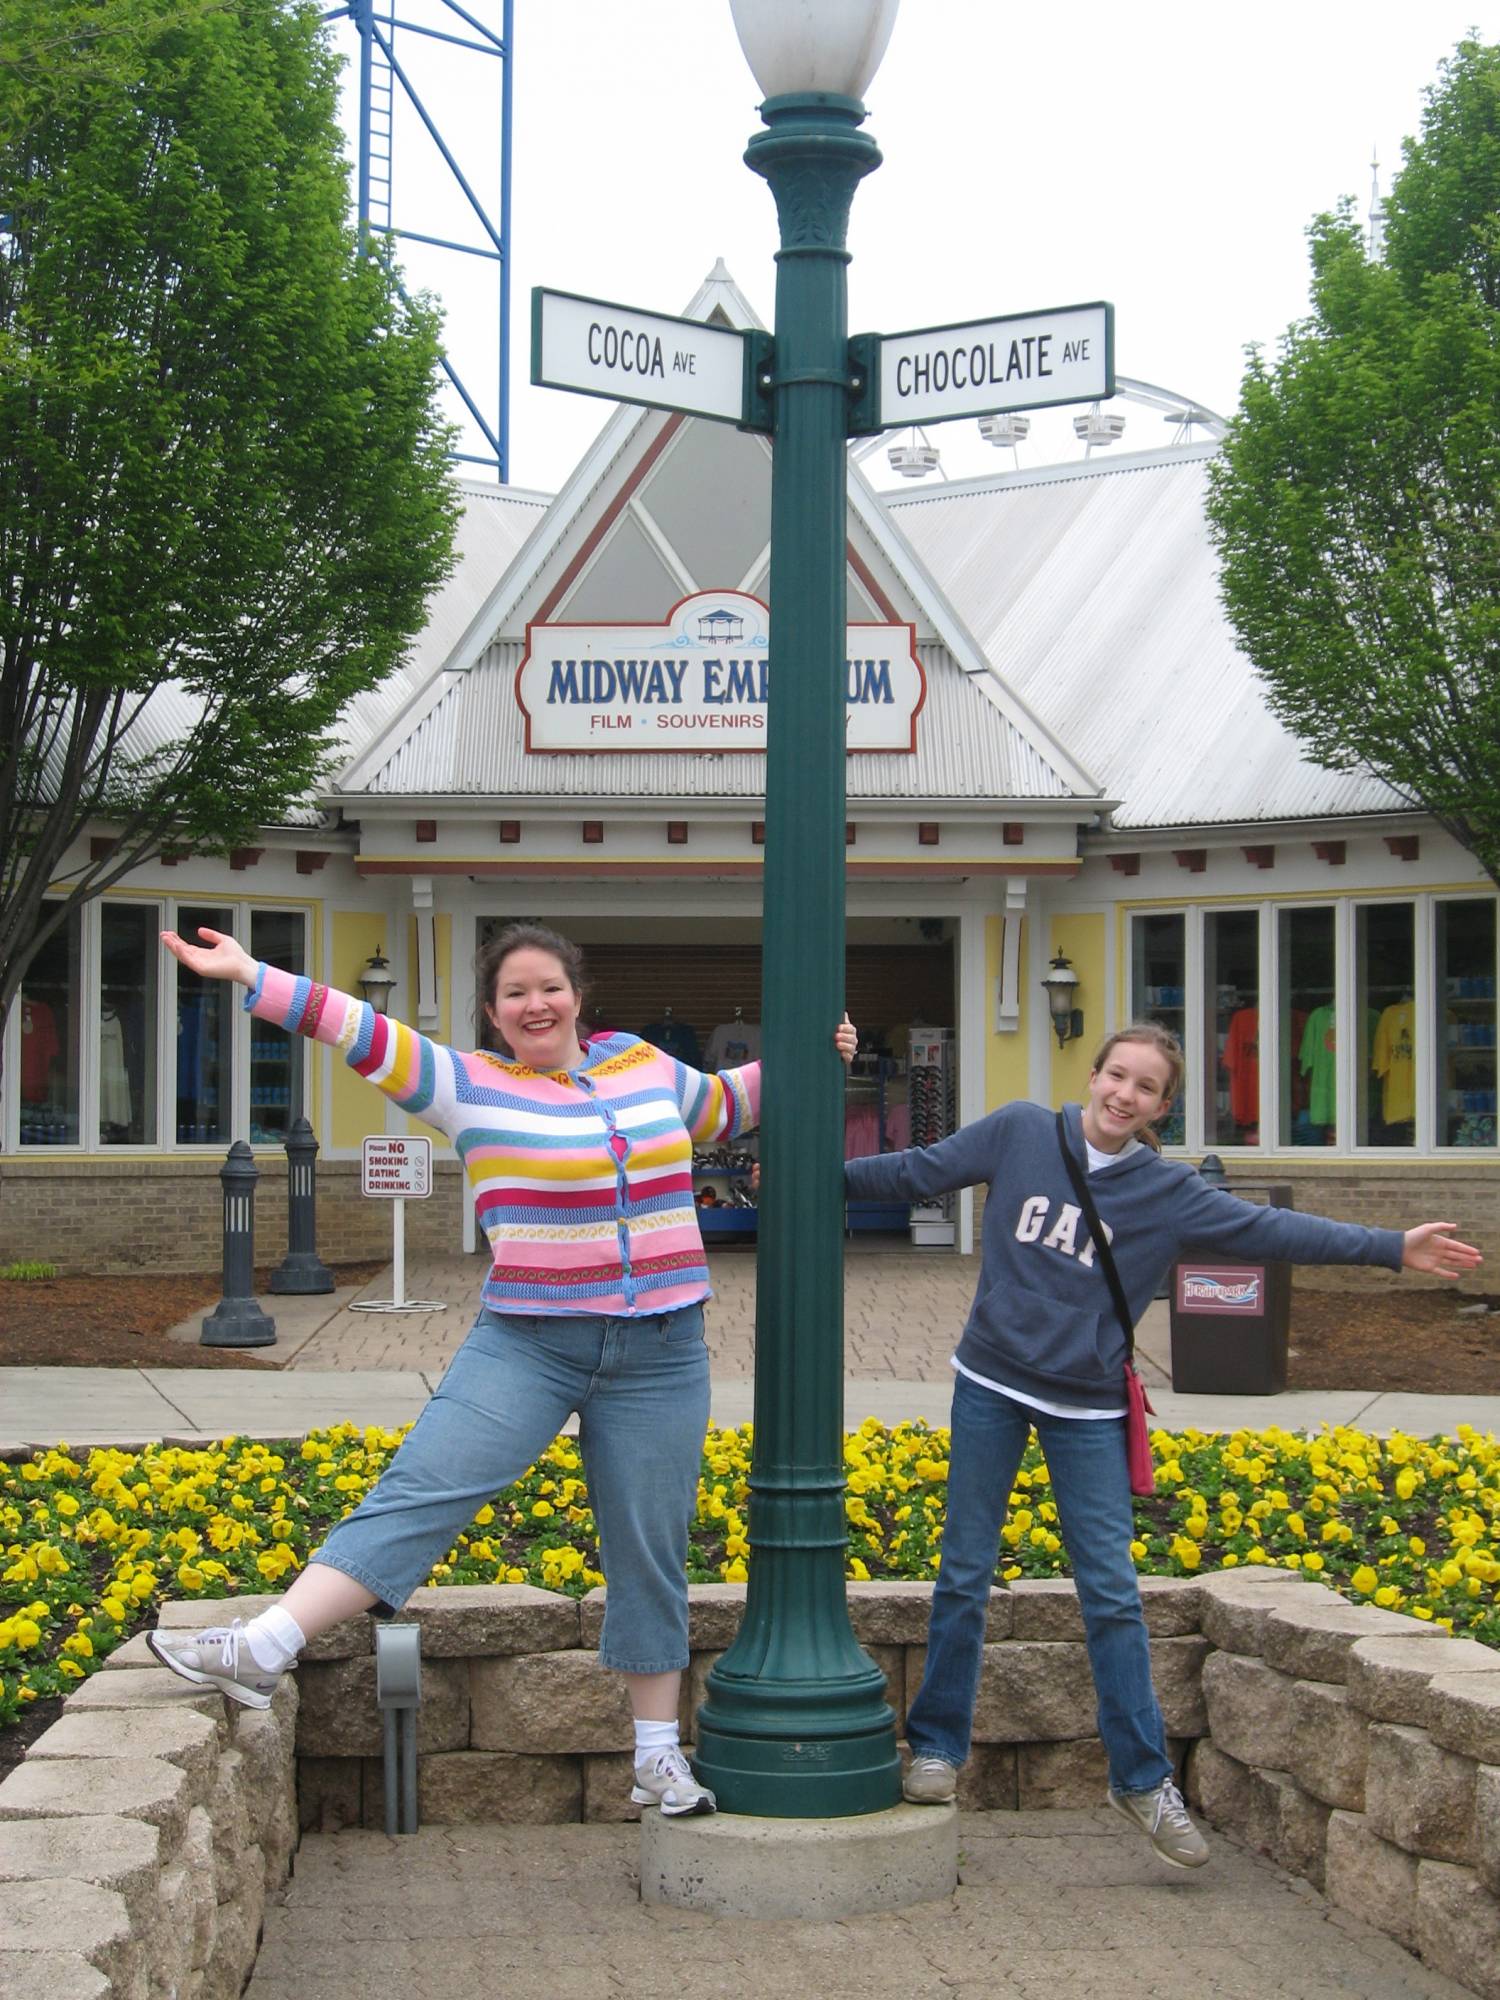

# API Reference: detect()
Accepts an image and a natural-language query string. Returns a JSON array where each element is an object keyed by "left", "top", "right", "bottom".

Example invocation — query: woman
[
  {"left": 845, "top": 1022, "right": 1481, "bottom": 1865},
  {"left": 151, "top": 921, "right": 856, "bottom": 1818}
]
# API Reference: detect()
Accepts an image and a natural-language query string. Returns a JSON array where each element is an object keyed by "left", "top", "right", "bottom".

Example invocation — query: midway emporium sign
[{"left": 517, "top": 592, "right": 926, "bottom": 753}]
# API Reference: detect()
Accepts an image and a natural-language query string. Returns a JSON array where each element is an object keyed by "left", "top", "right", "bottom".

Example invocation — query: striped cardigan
[{"left": 246, "top": 964, "right": 759, "bottom": 1318}]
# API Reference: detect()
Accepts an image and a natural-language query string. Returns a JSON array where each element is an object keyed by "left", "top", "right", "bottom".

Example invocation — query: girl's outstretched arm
[{"left": 1401, "top": 1223, "right": 1483, "bottom": 1279}]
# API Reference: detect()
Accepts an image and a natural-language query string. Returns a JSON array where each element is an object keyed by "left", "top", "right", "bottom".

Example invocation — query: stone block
[
  {"left": 97, "top": 1633, "right": 158, "bottom": 1671},
  {"left": 296, "top": 1756, "right": 362, "bottom": 1833},
  {"left": 1479, "top": 1765, "right": 1500, "bottom": 1900},
  {"left": 173, "top": 1806, "right": 219, "bottom": 1975},
  {"left": 1184, "top": 1738, "right": 1251, "bottom": 1824},
  {"left": 1136, "top": 1575, "right": 1204, "bottom": 1635},
  {"left": 232, "top": 1703, "right": 296, "bottom": 1856},
  {"left": 684, "top": 1649, "right": 724, "bottom": 1738},
  {"left": 0, "top": 1815, "right": 159, "bottom": 1930},
  {"left": 201, "top": 1873, "right": 264, "bottom": 2000},
  {"left": 206, "top": 1749, "right": 254, "bottom": 1906},
  {"left": 1262, "top": 1596, "right": 1416, "bottom": 1684},
  {"left": 153, "top": 1593, "right": 367, "bottom": 1661},
  {"left": 952, "top": 1743, "right": 1019, "bottom": 1810},
  {"left": 971, "top": 1640, "right": 1097, "bottom": 1742},
  {"left": 1252, "top": 1766, "right": 1332, "bottom": 1890},
  {"left": 0, "top": 1880, "right": 134, "bottom": 1987},
  {"left": 1007, "top": 1579, "right": 1085, "bottom": 1640},
  {"left": 402, "top": 1582, "right": 581, "bottom": 1656},
  {"left": 28, "top": 1708, "right": 219, "bottom": 1797},
  {"left": 1199, "top": 1649, "right": 1297, "bottom": 1769},
  {"left": 1345, "top": 1631, "right": 1487, "bottom": 1725},
  {"left": 687, "top": 1584, "right": 749, "bottom": 1649},
  {"left": 583, "top": 1750, "right": 643, "bottom": 1823},
  {"left": 1289, "top": 1680, "right": 1368, "bottom": 1811},
  {"left": 1194, "top": 1570, "right": 1309, "bottom": 1656},
  {"left": 1324, "top": 1807, "right": 1419, "bottom": 1954},
  {"left": 0, "top": 1758, "right": 192, "bottom": 1852},
  {"left": 1150, "top": 1635, "right": 1210, "bottom": 1737},
  {"left": 1365, "top": 1721, "right": 1476, "bottom": 1863},
  {"left": 470, "top": 1650, "right": 634, "bottom": 1754},
  {"left": 1426, "top": 1671, "right": 1500, "bottom": 1766},
  {"left": 1415, "top": 1861, "right": 1500, "bottom": 1999},
  {"left": 147, "top": 1861, "right": 200, "bottom": 2000},
  {"left": 416, "top": 1750, "right": 583, "bottom": 1825},
  {"left": 63, "top": 1664, "right": 229, "bottom": 1743},
  {"left": 296, "top": 1653, "right": 469, "bottom": 1757},
  {"left": 0, "top": 1952, "right": 111, "bottom": 1998},
  {"left": 1016, "top": 1737, "right": 1107, "bottom": 1808},
  {"left": 849, "top": 1579, "right": 990, "bottom": 1646}
]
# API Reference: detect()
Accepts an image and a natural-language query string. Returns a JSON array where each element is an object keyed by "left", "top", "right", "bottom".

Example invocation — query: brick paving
[{"left": 245, "top": 1814, "right": 1468, "bottom": 2000}]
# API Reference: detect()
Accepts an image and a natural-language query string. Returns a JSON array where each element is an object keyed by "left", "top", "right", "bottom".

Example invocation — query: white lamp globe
[{"left": 728, "top": 0, "right": 899, "bottom": 100}]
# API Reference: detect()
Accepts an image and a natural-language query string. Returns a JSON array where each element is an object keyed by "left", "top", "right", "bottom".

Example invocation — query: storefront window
[
  {"left": 1277, "top": 906, "right": 1336, "bottom": 1148},
  {"left": 99, "top": 903, "right": 159, "bottom": 1146},
  {"left": 1205, "top": 909, "right": 1260, "bottom": 1146},
  {"left": 1436, "top": 898, "right": 1496, "bottom": 1149},
  {"left": 175, "top": 904, "right": 233, "bottom": 1145},
  {"left": 18, "top": 903, "right": 81, "bottom": 1146},
  {"left": 1356, "top": 903, "right": 1416, "bottom": 1147},
  {"left": 1129, "top": 913, "right": 1185, "bottom": 1145},
  {"left": 248, "top": 910, "right": 307, "bottom": 1142}
]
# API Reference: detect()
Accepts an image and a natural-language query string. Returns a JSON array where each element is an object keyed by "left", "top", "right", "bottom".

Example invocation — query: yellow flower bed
[{"left": 2, "top": 1418, "right": 1496, "bottom": 1725}]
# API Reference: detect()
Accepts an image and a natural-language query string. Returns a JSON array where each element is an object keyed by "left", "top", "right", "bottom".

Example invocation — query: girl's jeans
[
  {"left": 906, "top": 1371, "right": 1173, "bottom": 1796},
  {"left": 311, "top": 1304, "right": 710, "bottom": 1673}
]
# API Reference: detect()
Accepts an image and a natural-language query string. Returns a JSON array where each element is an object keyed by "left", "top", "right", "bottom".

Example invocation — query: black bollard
[
  {"left": 201, "top": 1141, "right": 277, "bottom": 1347},
  {"left": 269, "top": 1117, "right": 335, "bottom": 1295},
  {"left": 1198, "top": 1152, "right": 1227, "bottom": 1187}
]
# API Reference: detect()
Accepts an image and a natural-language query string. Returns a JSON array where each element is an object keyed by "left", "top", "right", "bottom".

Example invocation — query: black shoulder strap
[{"left": 1055, "top": 1109, "right": 1135, "bottom": 1358}]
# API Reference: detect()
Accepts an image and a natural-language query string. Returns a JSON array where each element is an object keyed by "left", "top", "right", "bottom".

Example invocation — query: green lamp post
[{"left": 693, "top": 0, "right": 904, "bottom": 1819}]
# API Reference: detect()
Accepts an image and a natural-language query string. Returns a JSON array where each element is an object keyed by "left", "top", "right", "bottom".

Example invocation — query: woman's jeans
[
  {"left": 906, "top": 1372, "right": 1172, "bottom": 1797},
  {"left": 312, "top": 1304, "right": 710, "bottom": 1673}
]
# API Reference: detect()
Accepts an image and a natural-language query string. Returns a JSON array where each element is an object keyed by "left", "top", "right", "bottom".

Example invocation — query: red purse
[{"left": 1056, "top": 1113, "right": 1157, "bottom": 1497}]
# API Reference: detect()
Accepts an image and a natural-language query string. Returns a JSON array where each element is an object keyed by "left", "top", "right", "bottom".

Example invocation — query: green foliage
[
  {"left": 0, "top": 1261, "right": 58, "bottom": 1280},
  {"left": 0, "top": 0, "right": 459, "bottom": 1012},
  {"left": 1206, "top": 38, "right": 1500, "bottom": 888}
]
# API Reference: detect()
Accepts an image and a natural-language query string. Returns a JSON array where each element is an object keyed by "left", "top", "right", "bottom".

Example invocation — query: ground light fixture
[
  {"left": 1041, "top": 949, "right": 1085, "bottom": 1048},
  {"left": 357, "top": 947, "right": 396, "bottom": 1016},
  {"left": 693, "top": 0, "right": 905, "bottom": 1818}
]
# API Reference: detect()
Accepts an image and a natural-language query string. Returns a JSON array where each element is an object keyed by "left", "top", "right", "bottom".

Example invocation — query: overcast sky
[{"left": 329, "top": 2, "right": 1493, "bottom": 493}]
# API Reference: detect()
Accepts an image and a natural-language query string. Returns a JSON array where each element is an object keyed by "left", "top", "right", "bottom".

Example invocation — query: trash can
[{"left": 1169, "top": 1174, "right": 1294, "bottom": 1395}]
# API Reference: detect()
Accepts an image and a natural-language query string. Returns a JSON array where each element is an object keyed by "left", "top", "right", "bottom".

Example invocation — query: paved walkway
[
  {"left": 246, "top": 1815, "right": 1467, "bottom": 2000},
  {"left": 5, "top": 1247, "right": 1500, "bottom": 1447}
]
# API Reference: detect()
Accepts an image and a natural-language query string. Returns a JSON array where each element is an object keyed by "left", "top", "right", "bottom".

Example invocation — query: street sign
[
  {"left": 870, "top": 301, "right": 1113, "bottom": 429},
  {"left": 361, "top": 1135, "right": 432, "bottom": 1200},
  {"left": 533, "top": 287, "right": 752, "bottom": 425}
]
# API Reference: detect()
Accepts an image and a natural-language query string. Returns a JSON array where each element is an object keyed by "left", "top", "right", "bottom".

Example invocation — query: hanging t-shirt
[
  {"left": 1298, "top": 1004, "right": 1338, "bottom": 1126},
  {"left": 98, "top": 1006, "right": 132, "bottom": 1130},
  {"left": 704, "top": 1019, "right": 762, "bottom": 1070},
  {"left": 640, "top": 1016, "right": 703, "bottom": 1068},
  {"left": 1223, "top": 1007, "right": 1260, "bottom": 1126},
  {"left": 20, "top": 999, "right": 59, "bottom": 1102},
  {"left": 1372, "top": 1001, "right": 1417, "bottom": 1124}
]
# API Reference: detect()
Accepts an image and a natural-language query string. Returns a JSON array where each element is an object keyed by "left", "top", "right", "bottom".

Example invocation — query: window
[
  {"left": 1436, "top": 898, "right": 1496, "bottom": 1149},
  {"left": 1357, "top": 903, "right": 1416, "bottom": 1148},
  {"left": 1277, "top": 907, "right": 1336, "bottom": 1148},
  {"left": 99, "top": 903, "right": 160, "bottom": 1146},
  {"left": 1129, "top": 913, "right": 1185, "bottom": 1145},
  {"left": 1205, "top": 910, "right": 1260, "bottom": 1146},
  {"left": 248, "top": 909, "right": 308, "bottom": 1143},
  {"left": 18, "top": 903, "right": 81, "bottom": 1147},
  {"left": 175, "top": 904, "right": 234, "bottom": 1145}
]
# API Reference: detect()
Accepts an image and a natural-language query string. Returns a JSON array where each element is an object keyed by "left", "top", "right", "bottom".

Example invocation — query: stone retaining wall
[{"left": 3, "top": 1572, "right": 1499, "bottom": 1996}]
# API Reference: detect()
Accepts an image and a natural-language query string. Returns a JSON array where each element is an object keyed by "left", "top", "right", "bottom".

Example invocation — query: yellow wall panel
[
  {"left": 1047, "top": 912, "right": 1106, "bottom": 1107},
  {"left": 985, "top": 914, "right": 1030, "bottom": 1112},
  {"left": 329, "top": 912, "right": 387, "bottom": 1151}
]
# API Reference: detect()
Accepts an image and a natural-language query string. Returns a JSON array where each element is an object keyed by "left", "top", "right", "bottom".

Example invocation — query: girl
[
  {"left": 844, "top": 1022, "right": 1481, "bottom": 1865},
  {"left": 151, "top": 921, "right": 856, "bottom": 1818}
]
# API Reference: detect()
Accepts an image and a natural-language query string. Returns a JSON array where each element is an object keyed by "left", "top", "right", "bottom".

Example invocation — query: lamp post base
[{"left": 640, "top": 1801, "right": 957, "bottom": 1918}]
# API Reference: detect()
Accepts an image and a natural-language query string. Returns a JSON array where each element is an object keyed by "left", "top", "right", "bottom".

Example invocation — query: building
[{"left": 5, "top": 269, "right": 1493, "bottom": 1276}]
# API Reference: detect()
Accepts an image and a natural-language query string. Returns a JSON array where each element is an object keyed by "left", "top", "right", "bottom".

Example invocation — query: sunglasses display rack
[{"left": 908, "top": 1026, "right": 956, "bottom": 1245}]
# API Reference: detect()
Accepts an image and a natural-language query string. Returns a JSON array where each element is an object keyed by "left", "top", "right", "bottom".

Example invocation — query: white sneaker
[
  {"left": 630, "top": 1747, "right": 717, "bottom": 1816},
  {"left": 1107, "top": 1777, "right": 1210, "bottom": 1868},
  {"left": 903, "top": 1755, "right": 958, "bottom": 1804},
  {"left": 147, "top": 1619, "right": 284, "bottom": 1709}
]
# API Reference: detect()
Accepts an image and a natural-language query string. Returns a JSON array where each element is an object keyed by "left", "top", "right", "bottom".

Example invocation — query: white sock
[
  {"left": 634, "top": 1717, "right": 679, "bottom": 1759},
  {"left": 242, "top": 1606, "right": 306, "bottom": 1672}
]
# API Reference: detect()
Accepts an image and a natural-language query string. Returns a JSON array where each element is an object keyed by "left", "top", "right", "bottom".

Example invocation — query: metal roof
[
  {"left": 884, "top": 446, "right": 1405, "bottom": 830},
  {"left": 350, "top": 637, "right": 1076, "bottom": 803}
]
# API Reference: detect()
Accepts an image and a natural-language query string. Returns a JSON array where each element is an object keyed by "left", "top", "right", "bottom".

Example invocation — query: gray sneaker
[
  {"left": 630, "top": 1748, "right": 716, "bottom": 1816},
  {"left": 1108, "top": 1778, "right": 1210, "bottom": 1868},
  {"left": 147, "top": 1620, "right": 284, "bottom": 1709},
  {"left": 903, "top": 1754, "right": 958, "bottom": 1804}
]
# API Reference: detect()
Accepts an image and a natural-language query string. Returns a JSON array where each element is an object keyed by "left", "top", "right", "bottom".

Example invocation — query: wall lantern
[
  {"left": 1040, "top": 948, "right": 1084, "bottom": 1048},
  {"left": 358, "top": 946, "right": 397, "bottom": 1016}
]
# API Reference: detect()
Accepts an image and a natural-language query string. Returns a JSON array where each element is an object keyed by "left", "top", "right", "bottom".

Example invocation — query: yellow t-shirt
[{"left": 1371, "top": 1001, "right": 1416, "bottom": 1124}]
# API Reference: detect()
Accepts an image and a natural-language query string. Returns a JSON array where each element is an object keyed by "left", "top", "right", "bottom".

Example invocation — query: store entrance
[{"left": 474, "top": 914, "right": 956, "bottom": 1245}]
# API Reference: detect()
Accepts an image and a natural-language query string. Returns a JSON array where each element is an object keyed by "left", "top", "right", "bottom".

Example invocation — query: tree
[
  {"left": 0, "top": 0, "right": 459, "bottom": 1020},
  {"left": 1206, "top": 37, "right": 1500, "bottom": 889}
]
